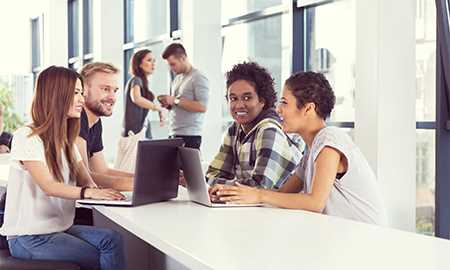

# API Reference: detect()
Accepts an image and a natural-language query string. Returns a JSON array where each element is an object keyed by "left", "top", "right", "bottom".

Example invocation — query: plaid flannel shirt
[{"left": 206, "top": 113, "right": 302, "bottom": 189}]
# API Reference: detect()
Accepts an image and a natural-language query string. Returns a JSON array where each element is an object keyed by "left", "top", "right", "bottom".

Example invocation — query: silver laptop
[
  {"left": 179, "top": 147, "right": 262, "bottom": 208},
  {"left": 77, "top": 138, "right": 184, "bottom": 206},
  {"left": 76, "top": 191, "right": 134, "bottom": 206}
]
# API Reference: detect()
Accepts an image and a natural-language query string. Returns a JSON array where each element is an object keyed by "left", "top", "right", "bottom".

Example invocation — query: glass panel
[
  {"left": 133, "top": 0, "right": 169, "bottom": 42},
  {"left": 221, "top": 0, "right": 282, "bottom": 23},
  {"left": 123, "top": 49, "right": 133, "bottom": 85},
  {"left": 124, "top": 0, "right": 134, "bottom": 42},
  {"left": 415, "top": 0, "right": 436, "bottom": 121},
  {"left": 31, "top": 18, "right": 41, "bottom": 68},
  {"left": 304, "top": 0, "right": 355, "bottom": 122},
  {"left": 415, "top": 0, "right": 436, "bottom": 236},
  {"left": 68, "top": 0, "right": 79, "bottom": 58},
  {"left": 416, "top": 129, "right": 435, "bottom": 236},
  {"left": 221, "top": 14, "right": 290, "bottom": 127},
  {"left": 177, "top": 0, "right": 182, "bottom": 31},
  {"left": 83, "top": 0, "right": 93, "bottom": 54}
]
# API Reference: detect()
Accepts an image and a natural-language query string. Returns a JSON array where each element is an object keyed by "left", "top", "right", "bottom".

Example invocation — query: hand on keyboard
[{"left": 85, "top": 188, "right": 126, "bottom": 201}]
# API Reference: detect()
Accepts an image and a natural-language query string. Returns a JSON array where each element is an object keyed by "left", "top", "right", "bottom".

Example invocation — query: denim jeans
[{"left": 8, "top": 225, "right": 125, "bottom": 270}]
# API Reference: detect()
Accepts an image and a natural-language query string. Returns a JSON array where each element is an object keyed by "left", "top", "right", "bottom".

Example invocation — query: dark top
[
  {"left": 79, "top": 109, "right": 103, "bottom": 158},
  {"left": 0, "top": 131, "right": 12, "bottom": 149},
  {"left": 123, "top": 76, "right": 149, "bottom": 137}
]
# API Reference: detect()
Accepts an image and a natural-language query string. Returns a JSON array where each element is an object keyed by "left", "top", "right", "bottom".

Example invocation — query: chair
[{"left": 0, "top": 186, "right": 80, "bottom": 270}]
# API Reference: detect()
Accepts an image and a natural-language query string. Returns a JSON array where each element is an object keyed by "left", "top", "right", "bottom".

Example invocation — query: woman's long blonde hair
[{"left": 30, "top": 66, "right": 83, "bottom": 182}]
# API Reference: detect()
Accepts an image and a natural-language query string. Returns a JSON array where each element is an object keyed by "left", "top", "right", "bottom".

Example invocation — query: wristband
[{"left": 80, "top": 186, "right": 89, "bottom": 199}]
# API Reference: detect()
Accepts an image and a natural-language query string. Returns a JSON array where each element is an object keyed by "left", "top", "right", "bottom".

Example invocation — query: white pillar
[
  {"left": 43, "top": 0, "right": 68, "bottom": 67},
  {"left": 355, "top": 0, "right": 416, "bottom": 231},
  {"left": 181, "top": 0, "right": 223, "bottom": 162},
  {"left": 93, "top": 0, "right": 125, "bottom": 163}
]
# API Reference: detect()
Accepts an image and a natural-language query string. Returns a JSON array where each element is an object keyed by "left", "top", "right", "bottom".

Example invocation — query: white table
[{"left": 93, "top": 188, "right": 450, "bottom": 270}]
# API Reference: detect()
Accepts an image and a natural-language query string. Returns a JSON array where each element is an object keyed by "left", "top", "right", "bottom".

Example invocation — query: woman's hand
[
  {"left": 84, "top": 187, "right": 125, "bottom": 201},
  {"left": 208, "top": 184, "right": 225, "bottom": 202},
  {"left": 217, "top": 182, "right": 262, "bottom": 204}
]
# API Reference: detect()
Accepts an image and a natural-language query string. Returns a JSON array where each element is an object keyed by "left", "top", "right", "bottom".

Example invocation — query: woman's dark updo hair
[
  {"left": 225, "top": 62, "right": 277, "bottom": 110},
  {"left": 285, "top": 71, "right": 335, "bottom": 120}
]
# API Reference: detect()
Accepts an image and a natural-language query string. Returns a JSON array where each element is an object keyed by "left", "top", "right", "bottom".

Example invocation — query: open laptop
[
  {"left": 179, "top": 147, "right": 262, "bottom": 207},
  {"left": 77, "top": 138, "right": 184, "bottom": 206}
]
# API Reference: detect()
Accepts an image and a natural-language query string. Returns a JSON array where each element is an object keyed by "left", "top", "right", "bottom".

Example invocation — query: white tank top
[{"left": 296, "top": 127, "right": 387, "bottom": 225}]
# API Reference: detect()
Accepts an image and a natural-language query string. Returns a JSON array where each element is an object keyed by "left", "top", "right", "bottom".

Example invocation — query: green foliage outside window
[{"left": 0, "top": 81, "right": 23, "bottom": 132}]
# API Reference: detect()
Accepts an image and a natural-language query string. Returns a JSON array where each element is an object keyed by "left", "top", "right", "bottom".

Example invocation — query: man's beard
[{"left": 85, "top": 98, "right": 113, "bottom": 117}]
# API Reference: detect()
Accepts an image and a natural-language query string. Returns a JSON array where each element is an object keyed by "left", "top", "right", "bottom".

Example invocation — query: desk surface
[{"left": 95, "top": 188, "right": 450, "bottom": 270}]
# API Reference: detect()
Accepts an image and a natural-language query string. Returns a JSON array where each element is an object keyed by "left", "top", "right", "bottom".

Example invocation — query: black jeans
[{"left": 170, "top": 135, "right": 202, "bottom": 149}]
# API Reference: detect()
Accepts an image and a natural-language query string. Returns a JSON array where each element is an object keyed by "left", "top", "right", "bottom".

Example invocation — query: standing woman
[
  {"left": 0, "top": 66, "right": 126, "bottom": 270},
  {"left": 123, "top": 49, "right": 163, "bottom": 139},
  {"left": 218, "top": 71, "right": 387, "bottom": 225}
]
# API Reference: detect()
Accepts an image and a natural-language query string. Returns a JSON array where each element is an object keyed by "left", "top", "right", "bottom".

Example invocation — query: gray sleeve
[
  {"left": 311, "top": 129, "right": 348, "bottom": 163},
  {"left": 130, "top": 77, "right": 143, "bottom": 88},
  {"left": 192, "top": 72, "right": 209, "bottom": 107}
]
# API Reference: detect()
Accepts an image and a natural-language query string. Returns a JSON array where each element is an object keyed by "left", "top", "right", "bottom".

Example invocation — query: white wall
[
  {"left": 0, "top": 1, "right": 33, "bottom": 74},
  {"left": 43, "top": 0, "right": 68, "bottom": 67},
  {"left": 355, "top": 0, "right": 417, "bottom": 231}
]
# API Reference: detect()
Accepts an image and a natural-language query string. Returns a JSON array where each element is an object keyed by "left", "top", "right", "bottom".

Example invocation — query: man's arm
[
  {"left": 90, "top": 151, "right": 133, "bottom": 177},
  {"left": 250, "top": 125, "right": 302, "bottom": 189},
  {"left": 206, "top": 128, "right": 236, "bottom": 185},
  {"left": 161, "top": 73, "right": 209, "bottom": 113},
  {"left": 75, "top": 136, "right": 133, "bottom": 191},
  {"left": 177, "top": 98, "right": 206, "bottom": 112},
  {"left": 160, "top": 96, "right": 206, "bottom": 112}
]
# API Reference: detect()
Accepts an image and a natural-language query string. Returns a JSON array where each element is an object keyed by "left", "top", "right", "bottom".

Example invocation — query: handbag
[{"left": 114, "top": 127, "right": 147, "bottom": 173}]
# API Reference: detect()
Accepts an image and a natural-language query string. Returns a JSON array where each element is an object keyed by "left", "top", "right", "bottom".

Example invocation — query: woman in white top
[
  {"left": 0, "top": 66, "right": 126, "bottom": 270},
  {"left": 217, "top": 71, "right": 387, "bottom": 225}
]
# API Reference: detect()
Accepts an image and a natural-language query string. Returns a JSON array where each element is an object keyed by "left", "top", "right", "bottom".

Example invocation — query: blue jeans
[{"left": 8, "top": 225, "right": 125, "bottom": 270}]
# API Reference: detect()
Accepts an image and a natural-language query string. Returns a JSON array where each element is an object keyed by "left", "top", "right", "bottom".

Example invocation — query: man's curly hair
[
  {"left": 285, "top": 71, "right": 335, "bottom": 120},
  {"left": 225, "top": 62, "right": 277, "bottom": 110}
]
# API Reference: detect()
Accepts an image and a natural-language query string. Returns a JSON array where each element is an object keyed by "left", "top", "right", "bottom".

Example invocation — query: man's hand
[
  {"left": 179, "top": 170, "right": 187, "bottom": 187},
  {"left": 157, "top": 95, "right": 175, "bottom": 108},
  {"left": 0, "top": 145, "right": 10, "bottom": 153}
]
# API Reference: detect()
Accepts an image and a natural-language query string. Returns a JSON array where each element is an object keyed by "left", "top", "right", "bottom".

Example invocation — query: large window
[
  {"left": 123, "top": 0, "right": 180, "bottom": 137},
  {"left": 132, "top": 0, "right": 168, "bottom": 42},
  {"left": 221, "top": 2, "right": 290, "bottom": 127},
  {"left": 304, "top": 0, "right": 356, "bottom": 122},
  {"left": 415, "top": 0, "right": 436, "bottom": 236},
  {"left": 31, "top": 16, "right": 43, "bottom": 82},
  {"left": 68, "top": 0, "right": 93, "bottom": 69},
  {"left": 221, "top": 0, "right": 282, "bottom": 23}
]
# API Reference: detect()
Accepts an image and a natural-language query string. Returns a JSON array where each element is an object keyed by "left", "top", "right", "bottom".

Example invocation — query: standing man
[
  {"left": 76, "top": 62, "right": 133, "bottom": 191},
  {"left": 158, "top": 43, "right": 209, "bottom": 149}
]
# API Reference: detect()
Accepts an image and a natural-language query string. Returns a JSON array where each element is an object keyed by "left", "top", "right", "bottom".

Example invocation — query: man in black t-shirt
[{"left": 76, "top": 62, "right": 133, "bottom": 191}]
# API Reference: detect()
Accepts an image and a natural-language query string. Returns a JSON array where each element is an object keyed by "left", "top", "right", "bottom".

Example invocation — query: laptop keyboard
[{"left": 122, "top": 192, "right": 133, "bottom": 201}]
